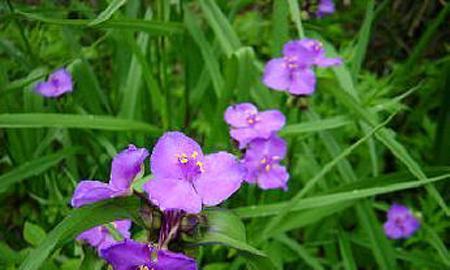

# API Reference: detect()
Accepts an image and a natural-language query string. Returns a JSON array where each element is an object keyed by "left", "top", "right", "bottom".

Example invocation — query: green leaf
[
  {"left": 280, "top": 115, "right": 352, "bottom": 137},
  {"left": 197, "top": 209, "right": 266, "bottom": 257},
  {"left": 287, "top": 0, "right": 305, "bottom": 39},
  {"left": 233, "top": 173, "right": 450, "bottom": 218},
  {"left": 19, "top": 197, "right": 139, "bottom": 270},
  {"left": 0, "top": 113, "right": 161, "bottom": 134},
  {"left": 276, "top": 234, "right": 324, "bottom": 270},
  {"left": 23, "top": 222, "right": 47, "bottom": 247},
  {"left": 338, "top": 230, "right": 357, "bottom": 270},
  {"left": 88, "top": 0, "right": 127, "bottom": 26},
  {"left": 0, "top": 148, "right": 78, "bottom": 193},
  {"left": 198, "top": 0, "right": 241, "bottom": 55}
]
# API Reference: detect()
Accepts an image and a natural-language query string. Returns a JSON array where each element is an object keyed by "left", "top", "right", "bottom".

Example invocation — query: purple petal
[
  {"left": 34, "top": 82, "right": 57, "bottom": 97},
  {"left": 254, "top": 110, "right": 286, "bottom": 136},
  {"left": 151, "top": 132, "right": 204, "bottom": 180},
  {"left": 114, "top": 219, "right": 132, "bottom": 239},
  {"left": 257, "top": 165, "right": 289, "bottom": 190},
  {"left": 156, "top": 250, "right": 198, "bottom": 270},
  {"left": 76, "top": 226, "right": 105, "bottom": 248},
  {"left": 101, "top": 240, "right": 151, "bottom": 270},
  {"left": 224, "top": 103, "right": 258, "bottom": 128},
  {"left": 282, "top": 41, "right": 317, "bottom": 65},
  {"left": 110, "top": 144, "right": 149, "bottom": 190},
  {"left": 387, "top": 203, "right": 410, "bottom": 219},
  {"left": 194, "top": 152, "right": 245, "bottom": 206},
  {"left": 143, "top": 178, "right": 202, "bottom": 214},
  {"left": 316, "top": 0, "right": 335, "bottom": 17},
  {"left": 315, "top": 56, "right": 342, "bottom": 67},
  {"left": 289, "top": 68, "right": 316, "bottom": 95},
  {"left": 383, "top": 221, "right": 404, "bottom": 239},
  {"left": 244, "top": 136, "right": 287, "bottom": 165},
  {"left": 262, "top": 58, "right": 291, "bottom": 91},
  {"left": 230, "top": 128, "right": 261, "bottom": 149},
  {"left": 71, "top": 181, "right": 125, "bottom": 208}
]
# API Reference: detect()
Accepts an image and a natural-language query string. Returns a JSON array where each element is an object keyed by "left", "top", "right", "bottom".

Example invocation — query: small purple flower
[
  {"left": 224, "top": 103, "right": 285, "bottom": 149},
  {"left": 35, "top": 68, "right": 73, "bottom": 98},
  {"left": 77, "top": 220, "right": 131, "bottom": 253},
  {"left": 71, "top": 145, "right": 149, "bottom": 208},
  {"left": 143, "top": 132, "right": 245, "bottom": 214},
  {"left": 263, "top": 38, "right": 342, "bottom": 95},
  {"left": 383, "top": 203, "right": 420, "bottom": 239},
  {"left": 316, "top": 0, "right": 335, "bottom": 17},
  {"left": 101, "top": 240, "right": 197, "bottom": 270},
  {"left": 243, "top": 135, "right": 289, "bottom": 190}
]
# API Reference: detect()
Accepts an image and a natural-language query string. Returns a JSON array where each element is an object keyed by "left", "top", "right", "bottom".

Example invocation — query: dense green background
[{"left": 0, "top": 0, "right": 449, "bottom": 269}]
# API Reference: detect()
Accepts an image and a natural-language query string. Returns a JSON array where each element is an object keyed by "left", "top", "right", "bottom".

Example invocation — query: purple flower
[
  {"left": 383, "top": 203, "right": 420, "bottom": 239},
  {"left": 77, "top": 220, "right": 131, "bottom": 253},
  {"left": 71, "top": 145, "right": 149, "bottom": 207},
  {"left": 143, "top": 132, "right": 245, "bottom": 214},
  {"left": 224, "top": 103, "right": 285, "bottom": 149},
  {"left": 316, "top": 0, "right": 335, "bottom": 17},
  {"left": 35, "top": 68, "right": 73, "bottom": 98},
  {"left": 243, "top": 135, "right": 289, "bottom": 190},
  {"left": 101, "top": 240, "right": 197, "bottom": 270},
  {"left": 263, "top": 38, "right": 342, "bottom": 95}
]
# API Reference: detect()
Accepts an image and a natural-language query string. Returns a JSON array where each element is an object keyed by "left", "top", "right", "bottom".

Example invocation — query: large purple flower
[
  {"left": 101, "top": 240, "right": 197, "bottom": 270},
  {"left": 316, "top": 0, "right": 335, "bottom": 17},
  {"left": 35, "top": 68, "right": 73, "bottom": 98},
  {"left": 243, "top": 136, "right": 289, "bottom": 190},
  {"left": 263, "top": 38, "right": 342, "bottom": 95},
  {"left": 143, "top": 132, "right": 245, "bottom": 214},
  {"left": 71, "top": 145, "right": 149, "bottom": 207},
  {"left": 383, "top": 203, "right": 420, "bottom": 239},
  {"left": 224, "top": 103, "right": 285, "bottom": 149},
  {"left": 77, "top": 220, "right": 131, "bottom": 253}
]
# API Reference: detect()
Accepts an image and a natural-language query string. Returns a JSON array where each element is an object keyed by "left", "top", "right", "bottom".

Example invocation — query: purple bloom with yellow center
[
  {"left": 77, "top": 220, "right": 131, "bottom": 253},
  {"left": 383, "top": 203, "right": 420, "bottom": 239},
  {"left": 143, "top": 132, "right": 245, "bottom": 214},
  {"left": 71, "top": 145, "right": 149, "bottom": 208},
  {"left": 101, "top": 240, "right": 197, "bottom": 270},
  {"left": 316, "top": 0, "right": 335, "bottom": 17},
  {"left": 224, "top": 103, "right": 285, "bottom": 149},
  {"left": 35, "top": 68, "right": 73, "bottom": 97},
  {"left": 263, "top": 38, "right": 342, "bottom": 95},
  {"left": 243, "top": 135, "right": 289, "bottom": 190}
]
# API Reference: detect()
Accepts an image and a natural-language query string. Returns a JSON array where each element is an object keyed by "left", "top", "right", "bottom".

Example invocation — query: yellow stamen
[
  {"left": 260, "top": 158, "right": 267, "bottom": 164},
  {"left": 138, "top": 266, "right": 150, "bottom": 270},
  {"left": 247, "top": 118, "right": 254, "bottom": 124},
  {"left": 191, "top": 151, "right": 198, "bottom": 159},
  {"left": 196, "top": 161, "right": 205, "bottom": 173},
  {"left": 265, "top": 164, "right": 271, "bottom": 172}
]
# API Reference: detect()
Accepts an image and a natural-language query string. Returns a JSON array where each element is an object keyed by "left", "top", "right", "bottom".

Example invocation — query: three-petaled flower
[
  {"left": 383, "top": 203, "right": 420, "bottom": 239},
  {"left": 35, "top": 68, "right": 73, "bottom": 98},
  {"left": 143, "top": 132, "right": 245, "bottom": 214},
  {"left": 317, "top": 0, "right": 335, "bottom": 18},
  {"left": 101, "top": 240, "right": 197, "bottom": 270},
  {"left": 263, "top": 38, "right": 342, "bottom": 95},
  {"left": 242, "top": 135, "right": 289, "bottom": 190},
  {"left": 224, "top": 103, "right": 285, "bottom": 149},
  {"left": 71, "top": 144, "right": 149, "bottom": 207}
]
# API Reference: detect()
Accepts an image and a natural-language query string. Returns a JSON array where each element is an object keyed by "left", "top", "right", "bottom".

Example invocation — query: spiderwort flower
[
  {"left": 101, "top": 240, "right": 197, "bottom": 270},
  {"left": 35, "top": 68, "right": 73, "bottom": 97},
  {"left": 71, "top": 145, "right": 149, "bottom": 207},
  {"left": 263, "top": 38, "right": 342, "bottom": 95},
  {"left": 383, "top": 203, "right": 420, "bottom": 239},
  {"left": 77, "top": 220, "right": 131, "bottom": 253},
  {"left": 316, "top": 0, "right": 335, "bottom": 17},
  {"left": 243, "top": 135, "right": 289, "bottom": 190},
  {"left": 143, "top": 132, "right": 245, "bottom": 214},
  {"left": 224, "top": 103, "right": 285, "bottom": 149}
]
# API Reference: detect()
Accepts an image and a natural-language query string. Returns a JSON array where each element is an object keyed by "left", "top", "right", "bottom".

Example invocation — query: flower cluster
[
  {"left": 263, "top": 38, "right": 341, "bottom": 96},
  {"left": 35, "top": 68, "right": 73, "bottom": 98},
  {"left": 383, "top": 203, "right": 420, "bottom": 239},
  {"left": 225, "top": 103, "right": 289, "bottom": 190},
  {"left": 71, "top": 132, "right": 247, "bottom": 269}
]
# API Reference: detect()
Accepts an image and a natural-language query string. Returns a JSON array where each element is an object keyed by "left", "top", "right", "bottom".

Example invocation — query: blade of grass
[
  {"left": 338, "top": 230, "right": 357, "bottom": 270},
  {"left": 287, "top": 0, "right": 305, "bottom": 39},
  {"left": 280, "top": 115, "right": 352, "bottom": 137},
  {"left": 276, "top": 234, "right": 324, "bottom": 270},
  {"left": 88, "top": 0, "right": 127, "bottom": 26},
  {"left": 0, "top": 113, "right": 161, "bottom": 134}
]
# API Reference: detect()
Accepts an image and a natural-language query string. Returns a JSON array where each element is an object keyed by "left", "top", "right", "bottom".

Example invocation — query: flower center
[
  {"left": 284, "top": 56, "right": 300, "bottom": 70},
  {"left": 246, "top": 114, "right": 260, "bottom": 125},
  {"left": 259, "top": 155, "right": 280, "bottom": 172},
  {"left": 176, "top": 151, "right": 205, "bottom": 181}
]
